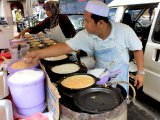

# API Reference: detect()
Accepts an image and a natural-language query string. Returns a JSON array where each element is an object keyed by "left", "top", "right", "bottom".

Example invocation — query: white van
[{"left": 108, "top": 0, "right": 160, "bottom": 102}]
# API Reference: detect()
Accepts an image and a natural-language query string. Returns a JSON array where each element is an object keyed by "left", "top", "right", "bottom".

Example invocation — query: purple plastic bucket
[
  {"left": 7, "top": 59, "right": 39, "bottom": 73},
  {"left": 7, "top": 68, "right": 46, "bottom": 116}
]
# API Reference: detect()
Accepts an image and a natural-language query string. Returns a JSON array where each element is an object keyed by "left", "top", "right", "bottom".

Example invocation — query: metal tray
[
  {"left": 0, "top": 99, "right": 13, "bottom": 120},
  {"left": 0, "top": 71, "right": 9, "bottom": 99}
]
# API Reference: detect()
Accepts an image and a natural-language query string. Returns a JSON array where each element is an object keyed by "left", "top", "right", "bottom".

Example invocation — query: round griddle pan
[
  {"left": 57, "top": 73, "right": 98, "bottom": 94},
  {"left": 74, "top": 87, "right": 124, "bottom": 114}
]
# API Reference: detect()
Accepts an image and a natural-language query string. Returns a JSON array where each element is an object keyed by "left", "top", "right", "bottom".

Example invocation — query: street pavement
[{"left": 129, "top": 79, "right": 160, "bottom": 120}]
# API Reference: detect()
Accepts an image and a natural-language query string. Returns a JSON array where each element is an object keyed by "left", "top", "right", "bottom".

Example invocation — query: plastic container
[
  {"left": 9, "top": 44, "right": 30, "bottom": 60},
  {"left": 7, "top": 59, "right": 39, "bottom": 73},
  {"left": 10, "top": 38, "right": 27, "bottom": 47},
  {"left": 7, "top": 68, "right": 46, "bottom": 116}
]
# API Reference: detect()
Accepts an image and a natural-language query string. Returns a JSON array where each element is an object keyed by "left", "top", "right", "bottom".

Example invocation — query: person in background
[
  {"left": 15, "top": 9, "right": 23, "bottom": 32},
  {"left": 16, "top": 1, "right": 76, "bottom": 42},
  {"left": 11, "top": 8, "right": 17, "bottom": 24},
  {"left": 24, "top": 0, "right": 144, "bottom": 91}
]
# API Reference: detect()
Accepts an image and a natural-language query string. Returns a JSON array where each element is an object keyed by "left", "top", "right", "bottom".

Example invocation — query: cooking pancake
[
  {"left": 44, "top": 55, "right": 68, "bottom": 61},
  {"left": 10, "top": 60, "right": 37, "bottom": 69},
  {"left": 61, "top": 75, "right": 95, "bottom": 89},
  {"left": 51, "top": 63, "right": 80, "bottom": 74}
]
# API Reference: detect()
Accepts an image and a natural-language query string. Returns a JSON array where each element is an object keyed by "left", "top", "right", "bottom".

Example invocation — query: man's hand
[
  {"left": 134, "top": 74, "right": 144, "bottom": 89},
  {"left": 24, "top": 51, "right": 40, "bottom": 64}
]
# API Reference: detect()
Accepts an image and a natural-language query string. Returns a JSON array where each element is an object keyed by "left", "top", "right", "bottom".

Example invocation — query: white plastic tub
[{"left": 7, "top": 69, "right": 46, "bottom": 116}]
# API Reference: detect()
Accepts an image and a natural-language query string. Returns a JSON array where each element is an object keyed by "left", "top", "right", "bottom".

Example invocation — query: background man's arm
[
  {"left": 133, "top": 50, "right": 144, "bottom": 89},
  {"left": 39, "top": 42, "right": 73, "bottom": 58},
  {"left": 25, "top": 43, "right": 73, "bottom": 63}
]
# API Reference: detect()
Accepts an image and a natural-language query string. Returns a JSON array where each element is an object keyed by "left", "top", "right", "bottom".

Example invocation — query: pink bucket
[{"left": 7, "top": 68, "right": 46, "bottom": 116}]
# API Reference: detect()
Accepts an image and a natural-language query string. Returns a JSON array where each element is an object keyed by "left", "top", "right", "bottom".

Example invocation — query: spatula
[{"left": 96, "top": 69, "right": 122, "bottom": 85}]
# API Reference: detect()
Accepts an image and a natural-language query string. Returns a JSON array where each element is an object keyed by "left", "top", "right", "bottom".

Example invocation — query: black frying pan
[{"left": 73, "top": 87, "right": 125, "bottom": 114}]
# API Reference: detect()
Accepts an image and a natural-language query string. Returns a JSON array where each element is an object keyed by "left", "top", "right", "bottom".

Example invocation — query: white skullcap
[{"left": 85, "top": 0, "right": 109, "bottom": 17}]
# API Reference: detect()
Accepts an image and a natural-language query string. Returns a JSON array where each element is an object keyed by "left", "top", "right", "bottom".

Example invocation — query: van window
[
  {"left": 122, "top": 7, "right": 156, "bottom": 51},
  {"left": 68, "top": 15, "right": 84, "bottom": 32},
  {"left": 152, "top": 10, "right": 160, "bottom": 44},
  {"left": 108, "top": 8, "right": 117, "bottom": 21}
]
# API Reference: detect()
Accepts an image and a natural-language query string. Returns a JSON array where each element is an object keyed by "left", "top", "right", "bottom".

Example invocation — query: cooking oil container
[{"left": 7, "top": 68, "right": 46, "bottom": 116}]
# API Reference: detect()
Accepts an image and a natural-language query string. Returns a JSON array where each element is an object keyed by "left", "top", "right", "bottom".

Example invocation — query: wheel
[{"left": 133, "top": 21, "right": 143, "bottom": 34}]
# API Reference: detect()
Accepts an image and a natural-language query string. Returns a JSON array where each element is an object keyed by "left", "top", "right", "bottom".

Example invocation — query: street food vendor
[
  {"left": 24, "top": 0, "right": 144, "bottom": 91},
  {"left": 16, "top": 1, "right": 76, "bottom": 42}
]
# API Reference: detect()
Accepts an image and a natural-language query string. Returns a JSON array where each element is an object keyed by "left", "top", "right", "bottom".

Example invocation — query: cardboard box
[{"left": 40, "top": 63, "right": 60, "bottom": 120}]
